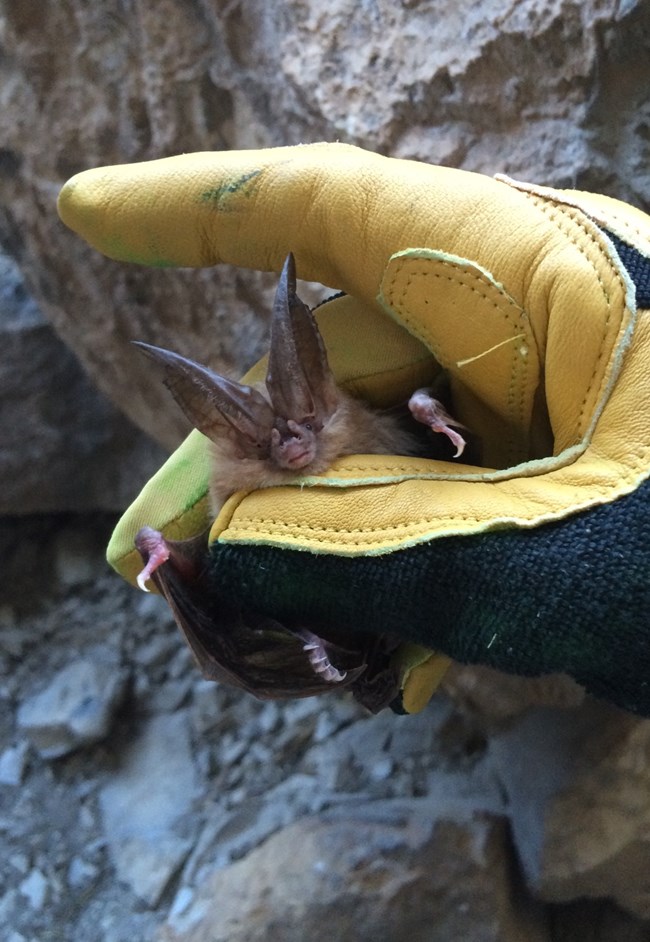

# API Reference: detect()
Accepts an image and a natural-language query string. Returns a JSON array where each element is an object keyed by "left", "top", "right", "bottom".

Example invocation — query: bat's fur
[{"left": 208, "top": 383, "right": 421, "bottom": 514}]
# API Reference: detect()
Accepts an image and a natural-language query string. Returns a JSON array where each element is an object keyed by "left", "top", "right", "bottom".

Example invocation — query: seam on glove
[
  {"left": 384, "top": 254, "right": 526, "bottom": 361},
  {"left": 530, "top": 196, "right": 612, "bottom": 438},
  {"left": 527, "top": 197, "right": 617, "bottom": 443},
  {"left": 216, "top": 471, "right": 650, "bottom": 551},
  {"left": 522, "top": 192, "right": 634, "bottom": 453},
  {"left": 528, "top": 195, "right": 616, "bottom": 304},
  {"left": 214, "top": 435, "right": 650, "bottom": 554},
  {"left": 598, "top": 213, "right": 650, "bottom": 255},
  {"left": 496, "top": 175, "right": 650, "bottom": 257},
  {"left": 224, "top": 472, "right": 649, "bottom": 533},
  {"left": 399, "top": 262, "right": 528, "bottom": 445}
]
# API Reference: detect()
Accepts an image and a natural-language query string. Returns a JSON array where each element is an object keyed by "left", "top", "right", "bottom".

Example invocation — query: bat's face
[
  {"left": 270, "top": 418, "right": 319, "bottom": 470},
  {"left": 133, "top": 253, "right": 340, "bottom": 475}
]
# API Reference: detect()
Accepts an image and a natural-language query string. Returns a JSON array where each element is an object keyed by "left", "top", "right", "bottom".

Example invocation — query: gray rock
[
  {"left": 190, "top": 681, "right": 225, "bottom": 735},
  {"left": 53, "top": 523, "right": 108, "bottom": 588},
  {"left": 0, "top": 891, "right": 19, "bottom": 928},
  {"left": 99, "top": 711, "right": 199, "bottom": 907},
  {"left": 0, "top": 252, "right": 168, "bottom": 513},
  {"left": 134, "top": 633, "right": 181, "bottom": 670},
  {"left": 17, "top": 656, "right": 128, "bottom": 758},
  {"left": 18, "top": 868, "right": 48, "bottom": 911},
  {"left": 168, "top": 886, "right": 195, "bottom": 922},
  {"left": 67, "top": 856, "right": 101, "bottom": 890},
  {"left": 147, "top": 676, "right": 193, "bottom": 714},
  {"left": 182, "top": 773, "right": 328, "bottom": 884},
  {"left": 8, "top": 852, "right": 29, "bottom": 875},
  {"left": 0, "top": 741, "right": 29, "bottom": 785}
]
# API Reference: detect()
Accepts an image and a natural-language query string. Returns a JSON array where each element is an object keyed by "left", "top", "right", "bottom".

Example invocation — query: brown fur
[{"left": 208, "top": 384, "right": 421, "bottom": 515}]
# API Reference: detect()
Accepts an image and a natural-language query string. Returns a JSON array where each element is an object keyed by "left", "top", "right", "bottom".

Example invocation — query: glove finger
[{"left": 58, "top": 142, "right": 531, "bottom": 307}]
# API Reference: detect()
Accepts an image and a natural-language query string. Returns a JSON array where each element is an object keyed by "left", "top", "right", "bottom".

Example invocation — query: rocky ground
[
  {"left": 3, "top": 513, "right": 650, "bottom": 941},
  {"left": 0, "top": 513, "right": 497, "bottom": 942}
]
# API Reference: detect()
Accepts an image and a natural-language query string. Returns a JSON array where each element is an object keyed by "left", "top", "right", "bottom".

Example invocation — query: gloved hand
[{"left": 58, "top": 143, "right": 650, "bottom": 715}]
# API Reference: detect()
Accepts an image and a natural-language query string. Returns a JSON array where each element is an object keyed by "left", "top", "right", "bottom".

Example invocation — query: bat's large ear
[
  {"left": 132, "top": 342, "right": 274, "bottom": 456},
  {"left": 265, "top": 253, "right": 339, "bottom": 425}
]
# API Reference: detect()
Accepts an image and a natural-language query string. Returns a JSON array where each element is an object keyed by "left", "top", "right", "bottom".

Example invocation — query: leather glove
[{"left": 58, "top": 143, "right": 650, "bottom": 714}]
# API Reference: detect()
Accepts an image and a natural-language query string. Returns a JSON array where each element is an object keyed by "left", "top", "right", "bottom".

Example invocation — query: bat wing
[
  {"left": 137, "top": 530, "right": 368, "bottom": 700},
  {"left": 265, "top": 253, "right": 340, "bottom": 427},
  {"left": 133, "top": 341, "right": 275, "bottom": 457}
]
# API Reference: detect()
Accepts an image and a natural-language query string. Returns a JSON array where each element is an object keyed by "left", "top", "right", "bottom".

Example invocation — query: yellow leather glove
[{"left": 58, "top": 143, "right": 650, "bottom": 715}]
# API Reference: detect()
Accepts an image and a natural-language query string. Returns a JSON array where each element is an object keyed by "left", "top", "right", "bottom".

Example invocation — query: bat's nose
[{"left": 275, "top": 434, "right": 314, "bottom": 470}]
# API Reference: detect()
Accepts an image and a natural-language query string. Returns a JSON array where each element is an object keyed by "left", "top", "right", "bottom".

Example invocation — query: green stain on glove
[{"left": 200, "top": 169, "right": 262, "bottom": 210}]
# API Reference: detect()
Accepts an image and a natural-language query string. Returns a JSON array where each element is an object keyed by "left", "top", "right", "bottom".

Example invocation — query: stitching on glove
[
  {"left": 528, "top": 195, "right": 615, "bottom": 304},
  {"left": 229, "top": 472, "right": 643, "bottom": 531},
  {"left": 223, "top": 465, "right": 648, "bottom": 545},
  {"left": 221, "top": 513, "right": 559, "bottom": 545},
  {"left": 223, "top": 443, "right": 650, "bottom": 548},
  {"left": 386, "top": 257, "right": 526, "bottom": 353},
  {"left": 224, "top": 517, "right": 486, "bottom": 540},
  {"left": 600, "top": 212, "right": 650, "bottom": 249},
  {"left": 497, "top": 174, "right": 650, "bottom": 256},
  {"left": 526, "top": 194, "right": 632, "bottom": 445},
  {"left": 316, "top": 461, "right": 465, "bottom": 473}
]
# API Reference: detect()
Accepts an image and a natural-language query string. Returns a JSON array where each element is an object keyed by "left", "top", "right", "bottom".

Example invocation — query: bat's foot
[
  {"left": 408, "top": 388, "right": 467, "bottom": 458},
  {"left": 134, "top": 526, "right": 170, "bottom": 592},
  {"left": 299, "top": 630, "right": 347, "bottom": 683}
]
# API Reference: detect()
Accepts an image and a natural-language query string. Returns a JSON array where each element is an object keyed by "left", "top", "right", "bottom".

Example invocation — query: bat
[
  {"left": 132, "top": 253, "right": 467, "bottom": 711},
  {"left": 134, "top": 524, "right": 400, "bottom": 711}
]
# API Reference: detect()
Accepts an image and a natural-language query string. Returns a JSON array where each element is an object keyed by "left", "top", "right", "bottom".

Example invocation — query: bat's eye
[{"left": 304, "top": 423, "right": 313, "bottom": 431}]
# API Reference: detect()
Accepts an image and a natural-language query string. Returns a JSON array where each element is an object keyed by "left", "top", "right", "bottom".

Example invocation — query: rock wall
[
  {"left": 2, "top": 1, "right": 650, "bottom": 940},
  {"left": 1, "top": 0, "right": 648, "bottom": 447},
  {"left": 0, "top": 252, "right": 166, "bottom": 513}
]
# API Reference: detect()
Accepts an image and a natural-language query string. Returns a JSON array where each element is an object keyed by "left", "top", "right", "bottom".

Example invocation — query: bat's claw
[
  {"left": 408, "top": 388, "right": 467, "bottom": 458},
  {"left": 134, "top": 526, "right": 171, "bottom": 592},
  {"left": 299, "top": 629, "right": 347, "bottom": 683},
  {"left": 442, "top": 427, "right": 467, "bottom": 459}
]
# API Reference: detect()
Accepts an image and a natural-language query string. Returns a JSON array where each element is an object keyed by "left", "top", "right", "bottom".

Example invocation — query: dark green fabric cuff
[{"left": 209, "top": 476, "right": 650, "bottom": 716}]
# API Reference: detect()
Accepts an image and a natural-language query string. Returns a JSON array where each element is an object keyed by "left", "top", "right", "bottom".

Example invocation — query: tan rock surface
[
  {"left": 490, "top": 701, "right": 650, "bottom": 919},
  {"left": 160, "top": 813, "right": 549, "bottom": 942},
  {"left": 1, "top": 1, "right": 648, "bottom": 446},
  {"left": 541, "top": 710, "right": 650, "bottom": 919}
]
